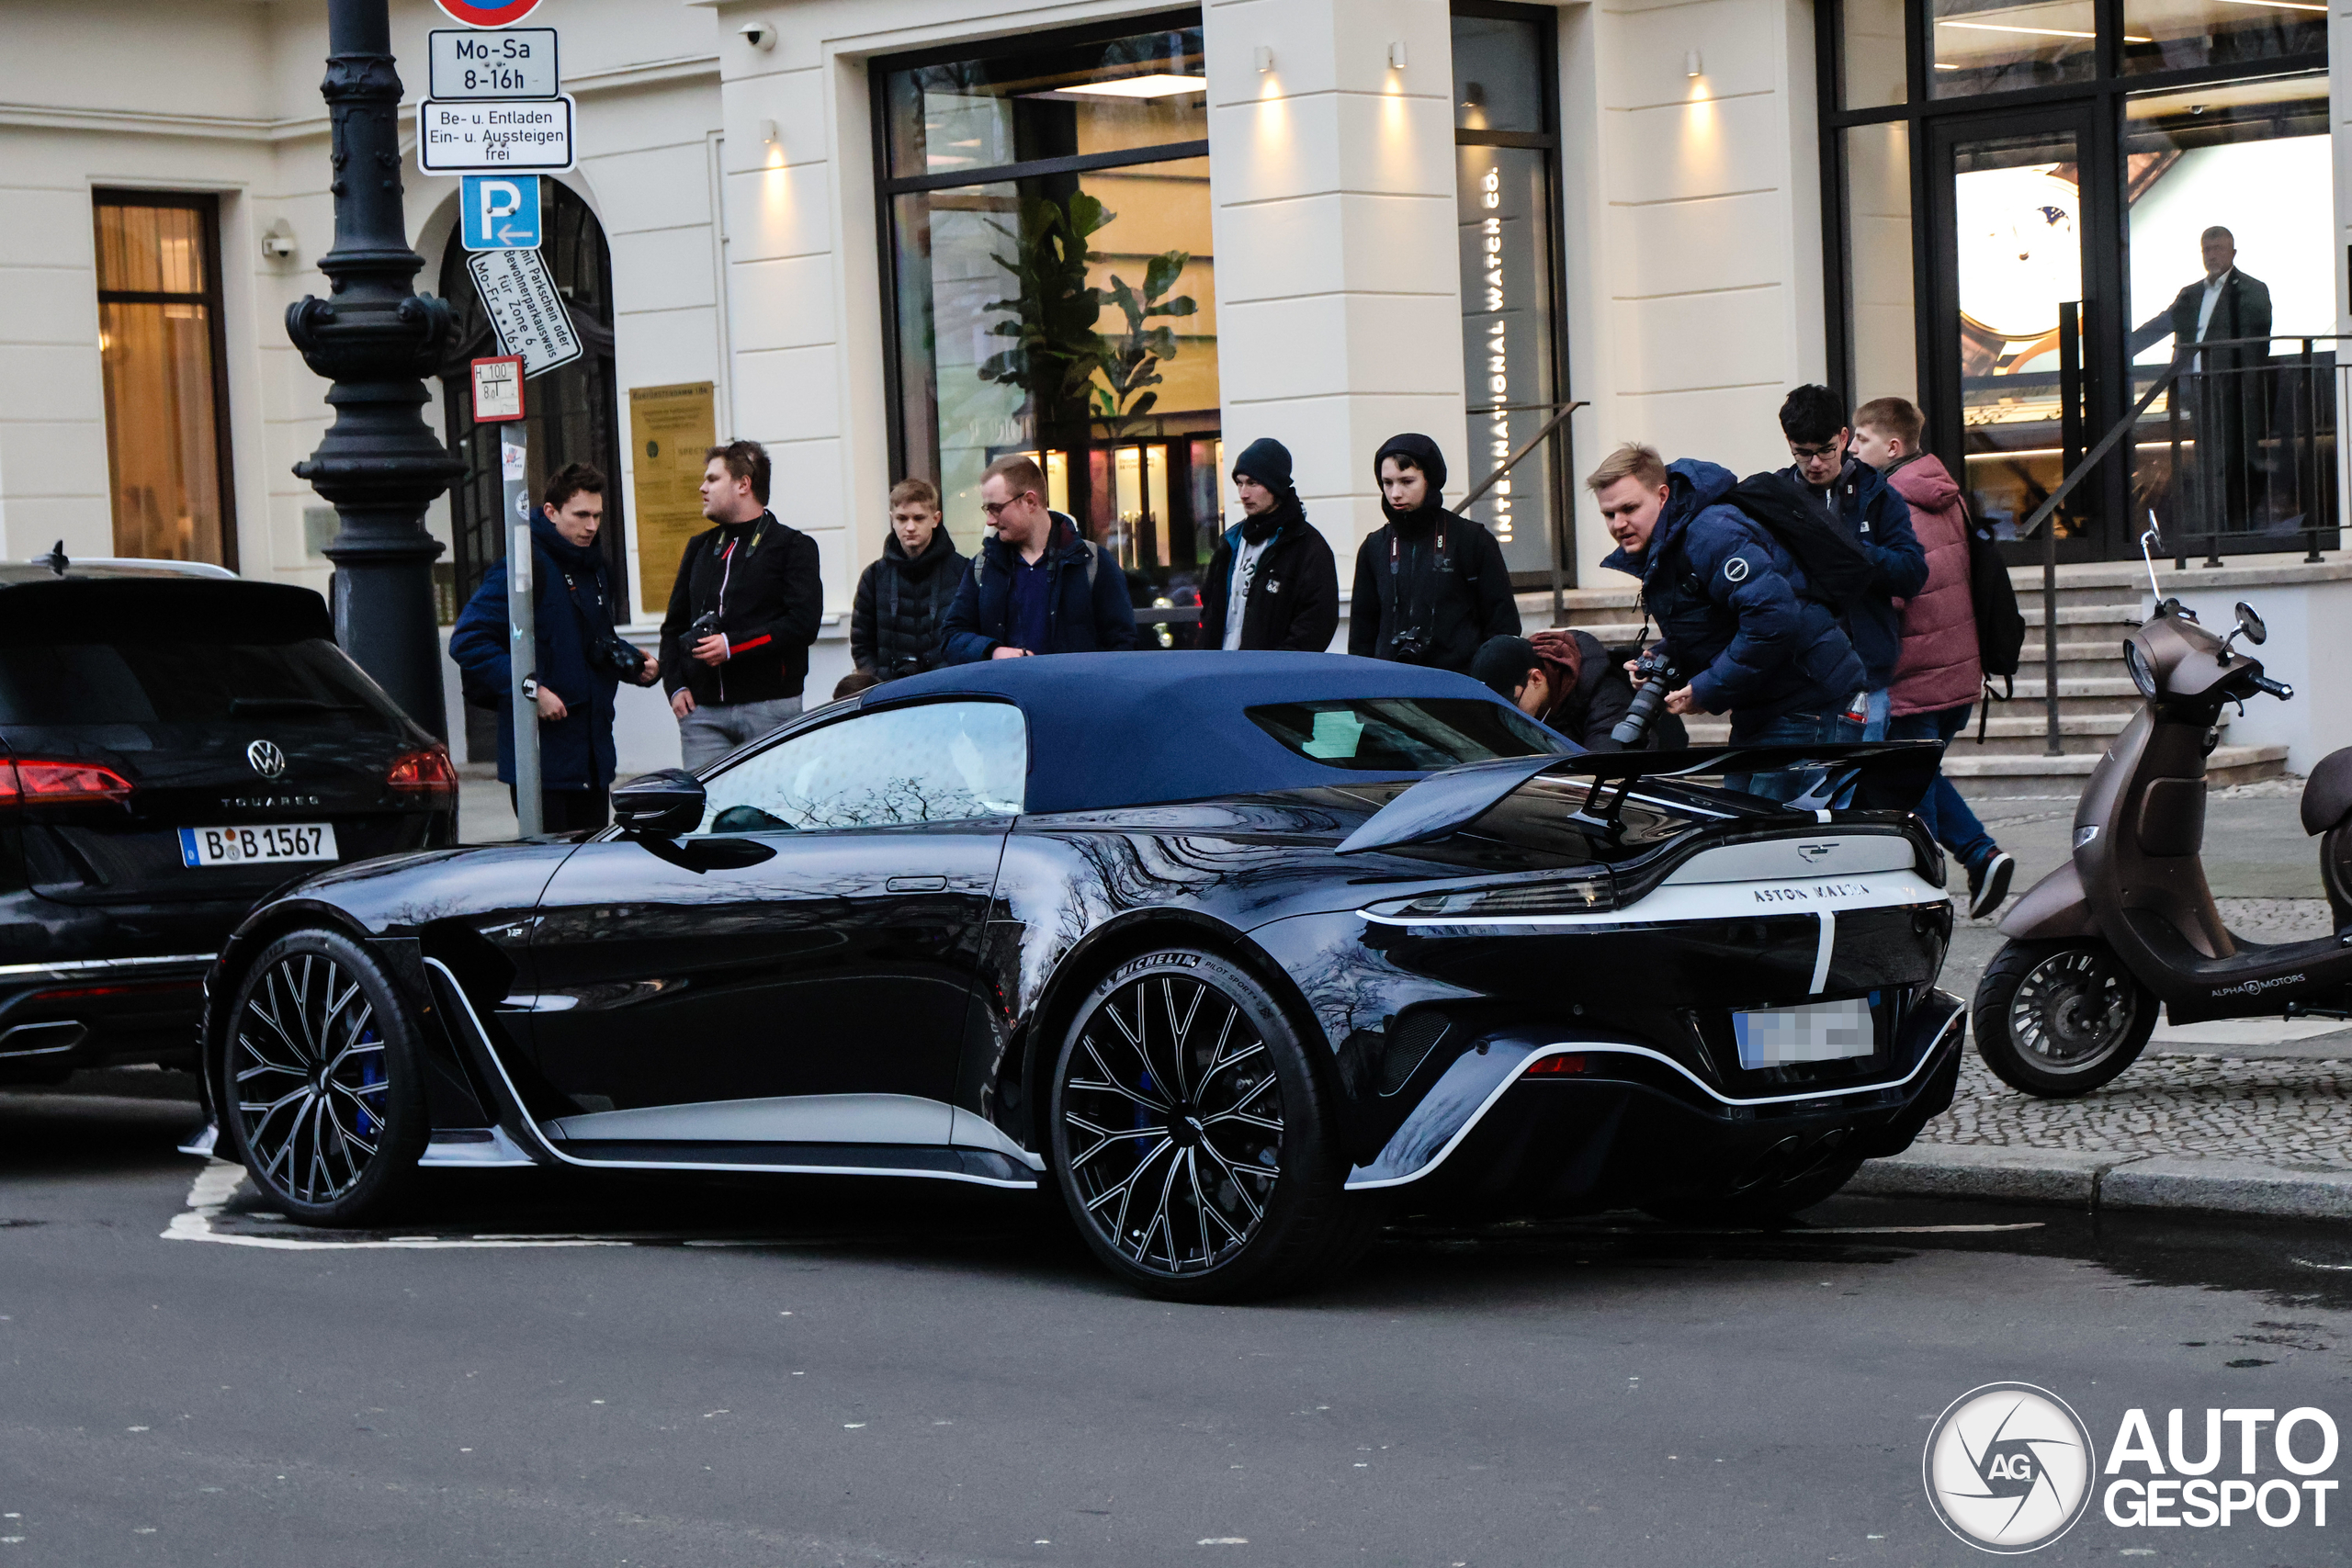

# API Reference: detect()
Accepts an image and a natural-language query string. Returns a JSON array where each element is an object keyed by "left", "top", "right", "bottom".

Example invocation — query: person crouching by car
[
  {"left": 1591, "top": 443, "right": 1867, "bottom": 798},
  {"left": 851, "top": 478, "right": 965, "bottom": 680},
  {"left": 1196, "top": 437, "right": 1340, "bottom": 651},
  {"left": 1469, "top": 630, "right": 1678, "bottom": 752},
  {"left": 660, "top": 439, "right": 825, "bottom": 771},
  {"left": 939, "top": 455, "right": 1137, "bottom": 662},
  {"left": 449, "top": 463, "right": 659, "bottom": 833},
  {"left": 1348, "top": 434, "right": 1519, "bottom": 672}
]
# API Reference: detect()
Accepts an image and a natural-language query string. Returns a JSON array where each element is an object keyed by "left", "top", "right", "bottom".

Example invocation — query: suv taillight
[
  {"left": 387, "top": 747, "right": 458, "bottom": 800},
  {"left": 0, "top": 758, "right": 135, "bottom": 807}
]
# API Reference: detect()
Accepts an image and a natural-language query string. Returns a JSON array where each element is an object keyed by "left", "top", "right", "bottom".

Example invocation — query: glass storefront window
[
  {"left": 93, "top": 194, "right": 234, "bottom": 567},
  {"left": 1930, "top": 0, "right": 2104, "bottom": 97},
  {"left": 2123, "top": 73, "right": 2333, "bottom": 543},
  {"left": 1947, "top": 125, "right": 2091, "bottom": 537},
  {"left": 1844, "top": 122, "right": 1918, "bottom": 405},
  {"left": 880, "top": 20, "right": 1216, "bottom": 619},
  {"left": 2123, "top": 0, "right": 2326, "bottom": 74},
  {"left": 1842, "top": 0, "right": 1910, "bottom": 107},
  {"left": 1453, "top": 5, "right": 1569, "bottom": 582}
]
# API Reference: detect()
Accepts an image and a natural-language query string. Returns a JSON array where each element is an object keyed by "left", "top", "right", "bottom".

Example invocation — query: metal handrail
[{"left": 1454, "top": 400, "right": 1588, "bottom": 625}]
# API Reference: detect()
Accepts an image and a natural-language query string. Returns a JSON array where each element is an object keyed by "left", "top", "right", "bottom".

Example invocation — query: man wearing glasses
[
  {"left": 938, "top": 455, "right": 1137, "bottom": 664},
  {"left": 1776, "top": 384, "right": 1927, "bottom": 740}
]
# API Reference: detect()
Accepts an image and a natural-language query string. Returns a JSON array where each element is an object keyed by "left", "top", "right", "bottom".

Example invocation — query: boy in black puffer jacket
[
  {"left": 851, "top": 479, "right": 966, "bottom": 679},
  {"left": 1347, "top": 434, "right": 1520, "bottom": 673}
]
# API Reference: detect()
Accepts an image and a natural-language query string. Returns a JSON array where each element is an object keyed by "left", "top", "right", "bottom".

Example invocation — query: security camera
[
  {"left": 739, "top": 20, "right": 775, "bottom": 50},
  {"left": 260, "top": 220, "right": 298, "bottom": 262}
]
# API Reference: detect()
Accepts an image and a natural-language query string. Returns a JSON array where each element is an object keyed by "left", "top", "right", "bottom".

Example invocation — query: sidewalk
[{"left": 1856, "top": 778, "right": 2352, "bottom": 1221}]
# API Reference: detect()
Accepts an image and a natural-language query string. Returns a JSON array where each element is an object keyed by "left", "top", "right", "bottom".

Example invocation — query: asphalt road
[{"left": 6, "top": 1077, "right": 2351, "bottom": 1567}]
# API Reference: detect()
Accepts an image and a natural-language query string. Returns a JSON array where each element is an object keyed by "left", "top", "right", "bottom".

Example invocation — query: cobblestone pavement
[{"left": 1927, "top": 895, "right": 2352, "bottom": 1170}]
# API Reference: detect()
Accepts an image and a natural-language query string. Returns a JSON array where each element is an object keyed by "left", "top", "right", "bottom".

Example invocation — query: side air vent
[{"left": 1378, "top": 1012, "right": 1453, "bottom": 1096}]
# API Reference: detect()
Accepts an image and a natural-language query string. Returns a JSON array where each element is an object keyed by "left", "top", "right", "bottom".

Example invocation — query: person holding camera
[
  {"left": 449, "top": 463, "right": 659, "bottom": 833},
  {"left": 659, "top": 439, "right": 824, "bottom": 771},
  {"left": 1469, "top": 630, "right": 1672, "bottom": 752},
  {"left": 1589, "top": 443, "right": 1866, "bottom": 782},
  {"left": 850, "top": 478, "right": 965, "bottom": 681},
  {"left": 1348, "top": 434, "right": 1519, "bottom": 672}
]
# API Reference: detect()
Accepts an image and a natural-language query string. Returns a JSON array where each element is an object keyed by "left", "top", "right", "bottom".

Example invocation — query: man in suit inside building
[{"left": 2130, "top": 225, "right": 2273, "bottom": 535}]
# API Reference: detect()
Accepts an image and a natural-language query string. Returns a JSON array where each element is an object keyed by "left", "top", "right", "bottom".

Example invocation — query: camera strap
[{"left": 1386, "top": 517, "right": 1448, "bottom": 646}]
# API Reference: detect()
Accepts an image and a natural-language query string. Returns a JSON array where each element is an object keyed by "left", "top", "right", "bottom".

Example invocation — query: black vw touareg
[{"left": 0, "top": 557, "right": 457, "bottom": 1085}]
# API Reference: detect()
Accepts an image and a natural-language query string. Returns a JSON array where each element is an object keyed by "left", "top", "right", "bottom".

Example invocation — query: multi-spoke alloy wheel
[
  {"left": 1049, "top": 948, "right": 1371, "bottom": 1302},
  {"left": 1973, "top": 939, "right": 2156, "bottom": 1099},
  {"left": 219, "top": 930, "right": 425, "bottom": 1223}
]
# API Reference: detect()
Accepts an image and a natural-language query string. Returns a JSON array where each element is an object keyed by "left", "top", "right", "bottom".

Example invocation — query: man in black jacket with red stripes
[{"left": 659, "top": 439, "right": 823, "bottom": 771}]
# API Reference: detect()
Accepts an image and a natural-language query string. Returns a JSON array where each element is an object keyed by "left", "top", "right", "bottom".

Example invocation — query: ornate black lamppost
[{"left": 287, "top": 0, "right": 463, "bottom": 740}]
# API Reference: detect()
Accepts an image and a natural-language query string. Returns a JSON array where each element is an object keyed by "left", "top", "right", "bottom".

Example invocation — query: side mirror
[
  {"left": 2234, "top": 601, "right": 2267, "bottom": 646},
  {"left": 612, "top": 769, "right": 705, "bottom": 836}
]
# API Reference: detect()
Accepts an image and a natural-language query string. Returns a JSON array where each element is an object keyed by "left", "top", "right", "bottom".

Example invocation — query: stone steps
[{"left": 1940, "top": 744, "right": 2289, "bottom": 796}]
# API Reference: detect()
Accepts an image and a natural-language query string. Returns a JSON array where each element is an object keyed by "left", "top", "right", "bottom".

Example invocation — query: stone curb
[{"left": 1849, "top": 1145, "right": 2352, "bottom": 1221}]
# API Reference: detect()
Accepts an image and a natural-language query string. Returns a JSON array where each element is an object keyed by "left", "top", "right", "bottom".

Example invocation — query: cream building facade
[{"left": 1, "top": 0, "right": 2342, "bottom": 766}]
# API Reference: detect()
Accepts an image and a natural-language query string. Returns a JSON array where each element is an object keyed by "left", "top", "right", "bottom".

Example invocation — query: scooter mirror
[{"left": 2234, "top": 601, "right": 2267, "bottom": 646}]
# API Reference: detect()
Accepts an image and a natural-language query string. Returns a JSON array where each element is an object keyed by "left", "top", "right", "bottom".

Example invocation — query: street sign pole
[
  {"left": 503, "top": 426, "right": 542, "bottom": 838},
  {"left": 286, "top": 0, "right": 462, "bottom": 741}
]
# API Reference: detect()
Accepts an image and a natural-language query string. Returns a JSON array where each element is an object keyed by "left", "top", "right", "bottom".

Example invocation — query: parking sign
[{"left": 461, "top": 175, "right": 542, "bottom": 251}]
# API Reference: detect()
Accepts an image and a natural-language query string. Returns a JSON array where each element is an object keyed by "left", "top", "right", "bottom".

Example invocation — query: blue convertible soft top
[{"left": 866, "top": 651, "right": 1545, "bottom": 814}]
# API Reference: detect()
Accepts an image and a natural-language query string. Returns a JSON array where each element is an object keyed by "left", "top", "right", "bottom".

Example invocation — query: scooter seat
[{"left": 2301, "top": 747, "right": 2352, "bottom": 836}]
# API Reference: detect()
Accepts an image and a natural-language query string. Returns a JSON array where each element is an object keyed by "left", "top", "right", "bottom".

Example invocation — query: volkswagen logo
[
  {"left": 1923, "top": 1382, "right": 2098, "bottom": 1552},
  {"left": 245, "top": 739, "right": 287, "bottom": 779}
]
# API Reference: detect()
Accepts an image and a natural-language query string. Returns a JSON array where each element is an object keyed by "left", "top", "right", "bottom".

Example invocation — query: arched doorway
[{"left": 436, "top": 179, "right": 626, "bottom": 607}]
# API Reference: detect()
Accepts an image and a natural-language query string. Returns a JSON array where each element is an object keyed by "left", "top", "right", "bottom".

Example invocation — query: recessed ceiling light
[{"left": 1053, "top": 73, "right": 1206, "bottom": 100}]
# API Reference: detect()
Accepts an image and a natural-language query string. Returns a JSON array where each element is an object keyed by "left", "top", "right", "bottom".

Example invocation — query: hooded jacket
[
  {"left": 851, "top": 526, "right": 966, "bottom": 676},
  {"left": 1600, "top": 458, "right": 1867, "bottom": 723},
  {"left": 937, "top": 512, "right": 1138, "bottom": 664},
  {"left": 658, "top": 510, "right": 824, "bottom": 707},
  {"left": 1196, "top": 494, "right": 1340, "bottom": 652},
  {"left": 448, "top": 513, "right": 639, "bottom": 791},
  {"left": 1883, "top": 453, "right": 1983, "bottom": 717},
  {"left": 1777, "top": 455, "right": 1928, "bottom": 689},
  {"left": 1347, "top": 434, "right": 1520, "bottom": 672}
]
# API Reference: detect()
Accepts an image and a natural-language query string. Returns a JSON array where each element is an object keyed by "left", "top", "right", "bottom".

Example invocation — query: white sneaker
[{"left": 1967, "top": 851, "right": 2016, "bottom": 920}]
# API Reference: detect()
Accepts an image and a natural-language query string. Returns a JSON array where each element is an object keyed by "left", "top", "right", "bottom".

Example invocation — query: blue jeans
[
  {"left": 1886, "top": 704, "right": 1997, "bottom": 873},
  {"left": 1727, "top": 705, "right": 1868, "bottom": 803},
  {"left": 1862, "top": 685, "right": 1892, "bottom": 741}
]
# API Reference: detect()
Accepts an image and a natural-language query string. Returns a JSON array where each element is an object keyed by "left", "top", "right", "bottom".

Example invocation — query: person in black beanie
[
  {"left": 1347, "top": 433, "right": 1519, "bottom": 671},
  {"left": 1195, "top": 437, "right": 1340, "bottom": 651}
]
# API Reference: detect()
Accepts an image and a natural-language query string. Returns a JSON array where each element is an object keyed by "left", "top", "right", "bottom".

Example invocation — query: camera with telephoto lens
[
  {"left": 590, "top": 631, "right": 647, "bottom": 682},
  {"left": 1611, "top": 648, "right": 1679, "bottom": 747}
]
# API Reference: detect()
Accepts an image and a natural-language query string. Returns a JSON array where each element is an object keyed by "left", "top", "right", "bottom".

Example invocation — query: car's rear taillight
[
  {"left": 387, "top": 747, "right": 458, "bottom": 799},
  {"left": 0, "top": 758, "right": 135, "bottom": 807}
]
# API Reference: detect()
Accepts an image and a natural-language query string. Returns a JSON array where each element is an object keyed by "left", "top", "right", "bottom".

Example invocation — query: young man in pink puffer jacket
[{"left": 1854, "top": 397, "right": 2016, "bottom": 919}]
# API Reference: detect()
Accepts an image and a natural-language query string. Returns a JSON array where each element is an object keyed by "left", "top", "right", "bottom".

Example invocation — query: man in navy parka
[{"left": 1591, "top": 443, "right": 1866, "bottom": 761}]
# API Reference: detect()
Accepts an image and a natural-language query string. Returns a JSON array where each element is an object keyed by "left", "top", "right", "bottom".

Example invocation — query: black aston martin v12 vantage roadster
[{"left": 195, "top": 653, "right": 1962, "bottom": 1300}]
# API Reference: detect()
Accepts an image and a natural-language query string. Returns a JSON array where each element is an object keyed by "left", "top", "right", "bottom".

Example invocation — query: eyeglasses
[
  {"left": 980, "top": 492, "right": 1036, "bottom": 519},
  {"left": 1788, "top": 441, "right": 1843, "bottom": 461}
]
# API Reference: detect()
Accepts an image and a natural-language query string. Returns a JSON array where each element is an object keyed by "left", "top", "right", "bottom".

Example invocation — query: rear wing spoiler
[{"left": 1334, "top": 741, "right": 1943, "bottom": 855}]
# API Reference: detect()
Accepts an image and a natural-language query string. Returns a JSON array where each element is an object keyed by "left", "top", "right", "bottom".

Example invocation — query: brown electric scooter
[{"left": 1973, "top": 527, "right": 2352, "bottom": 1098}]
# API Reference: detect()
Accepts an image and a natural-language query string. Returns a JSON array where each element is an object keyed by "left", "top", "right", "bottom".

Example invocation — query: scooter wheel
[{"left": 1972, "top": 939, "right": 2157, "bottom": 1098}]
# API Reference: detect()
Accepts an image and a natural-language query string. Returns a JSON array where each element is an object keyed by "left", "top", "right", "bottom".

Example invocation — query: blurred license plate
[
  {"left": 1734, "top": 998, "right": 1873, "bottom": 1067},
  {"left": 179, "top": 824, "right": 337, "bottom": 868}
]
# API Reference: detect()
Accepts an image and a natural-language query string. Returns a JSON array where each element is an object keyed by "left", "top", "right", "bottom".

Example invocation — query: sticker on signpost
[
  {"left": 471, "top": 356, "right": 526, "bottom": 422},
  {"left": 419, "top": 96, "right": 575, "bottom": 175},
  {"left": 466, "top": 249, "right": 582, "bottom": 378}
]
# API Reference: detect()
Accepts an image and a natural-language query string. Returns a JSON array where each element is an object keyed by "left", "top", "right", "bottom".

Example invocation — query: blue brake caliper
[{"left": 356, "top": 1031, "right": 385, "bottom": 1138}]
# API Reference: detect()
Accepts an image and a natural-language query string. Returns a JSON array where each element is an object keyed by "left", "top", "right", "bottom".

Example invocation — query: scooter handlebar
[{"left": 2253, "top": 674, "right": 2294, "bottom": 701}]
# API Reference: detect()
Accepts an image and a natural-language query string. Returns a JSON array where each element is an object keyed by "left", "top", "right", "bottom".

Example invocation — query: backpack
[
  {"left": 1965, "top": 511, "right": 2026, "bottom": 683},
  {"left": 1723, "top": 471, "right": 1877, "bottom": 608}
]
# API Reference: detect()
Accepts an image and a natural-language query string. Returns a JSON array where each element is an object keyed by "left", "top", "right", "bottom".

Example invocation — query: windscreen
[
  {"left": 1246, "top": 699, "right": 1567, "bottom": 773},
  {"left": 0, "top": 640, "right": 405, "bottom": 728}
]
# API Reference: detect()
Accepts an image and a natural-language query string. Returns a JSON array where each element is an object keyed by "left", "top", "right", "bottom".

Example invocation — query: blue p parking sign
[{"left": 460, "top": 175, "right": 542, "bottom": 251}]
